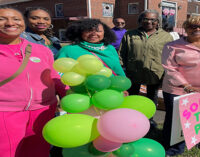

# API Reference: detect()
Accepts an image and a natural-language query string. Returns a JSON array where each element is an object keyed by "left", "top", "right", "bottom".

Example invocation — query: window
[
  {"left": 128, "top": 3, "right": 139, "bottom": 14},
  {"left": 55, "top": 3, "right": 64, "bottom": 17},
  {"left": 102, "top": 3, "right": 113, "bottom": 17},
  {"left": 59, "top": 29, "right": 67, "bottom": 41},
  {"left": 161, "top": 1, "right": 177, "bottom": 27}
]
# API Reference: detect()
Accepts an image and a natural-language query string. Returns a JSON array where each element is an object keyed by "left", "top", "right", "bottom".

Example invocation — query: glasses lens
[
  {"left": 189, "top": 25, "right": 200, "bottom": 29},
  {"left": 143, "top": 18, "right": 157, "bottom": 23},
  {"left": 116, "top": 22, "right": 125, "bottom": 25}
]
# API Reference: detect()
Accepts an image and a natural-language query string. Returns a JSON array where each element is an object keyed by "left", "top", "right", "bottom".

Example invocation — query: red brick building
[
  {"left": 115, "top": 0, "right": 188, "bottom": 30},
  {"left": 0, "top": 0, "right": 189, "bottom": 41},
  {"left": 187, "top": 0, "right": 200, "bottom": 17}
]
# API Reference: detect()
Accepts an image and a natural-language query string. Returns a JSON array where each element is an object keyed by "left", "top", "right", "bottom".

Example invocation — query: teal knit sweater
[{"left": 56, "top": 41, "right": 125, "bottom": 76}]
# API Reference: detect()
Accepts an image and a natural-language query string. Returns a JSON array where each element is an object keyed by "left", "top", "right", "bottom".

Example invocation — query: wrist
[
  {"left": 183, "top": 84, "right": 191, "bottom": 89},
  {"left": 183, "top": 84, "right": 192, "bottom": 92}
]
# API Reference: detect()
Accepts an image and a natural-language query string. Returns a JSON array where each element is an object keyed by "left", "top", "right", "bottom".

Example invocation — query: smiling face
[
  {"left": 114, "top": 18, "right": 125, "bottom": 29},
  {"left": 81, "top": 24, "right": 104, "bottom": 43},
  {"left": 27, "top": 9, "right": 51, "bottom": 34},
  {"left": 141, "top": 12, "right": 158, "bottom": 32},
  {"left": 0, "top": 8, "right": 25, "bottom": 41}
]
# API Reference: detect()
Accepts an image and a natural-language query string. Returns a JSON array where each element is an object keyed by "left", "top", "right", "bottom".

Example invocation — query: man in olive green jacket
[{"left": 118, "top": 10, "right": 173, "bottom": 108}]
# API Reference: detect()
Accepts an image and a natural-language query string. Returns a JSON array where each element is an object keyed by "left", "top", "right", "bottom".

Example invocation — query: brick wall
[
  {"left": 149, "top": 0, "right": 188, "bottom": 28},
  {"left": 115, "top": 0, "right": 144, "bottom": 30},
  {"left": 6, "top": 0, "right": 188, "bottom": 39},
  {"left": 188, "top": 1, "right": 200, "bottom": 16},
  {"left": 12, "top": 0, "right": 87, "bottom": 18},
  {"left": 89, "top": 0, "right": 115, "bottom": 28},
  {"left": 115, "top": 0, "right": 188, "bottom": 30},
  {"left": 170, "top": 0, "right": 188, "bottom": 28},
  {"left": 9, "top": 0, "right": 88, "bottom": 38}
]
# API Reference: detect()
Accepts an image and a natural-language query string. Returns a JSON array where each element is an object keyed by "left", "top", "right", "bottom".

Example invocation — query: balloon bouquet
[{"left": 42, "top": 55, "right": 165, "bottom": 157}]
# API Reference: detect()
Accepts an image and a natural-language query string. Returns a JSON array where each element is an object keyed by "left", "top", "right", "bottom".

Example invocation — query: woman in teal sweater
[{"left": 56, "top": 18, "right": 125, "bottom": 76}]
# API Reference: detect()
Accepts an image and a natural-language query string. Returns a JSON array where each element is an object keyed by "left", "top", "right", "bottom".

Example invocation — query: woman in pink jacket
[
  {"left": 0, "top": 6, "right": 68, "bottom": 157},
  {"left": 162, "top": 16, "right": 200, "bottom": 156}
]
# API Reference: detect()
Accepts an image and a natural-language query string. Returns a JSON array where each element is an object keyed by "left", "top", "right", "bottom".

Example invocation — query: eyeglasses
[
  {"left": 116, "top": 22, "right": 125, "bottom": 25},
  {"left": 142, "top": 18, "right": 158, "bottom": 23},
  {"left": 188, "top": 24, "right": 200, "bottom": 29}
]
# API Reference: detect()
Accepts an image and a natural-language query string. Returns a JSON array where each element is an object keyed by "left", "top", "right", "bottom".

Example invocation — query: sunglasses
[
  {"left": 142, "top": 18, "right": 158, "bottom": 23},
  {"left": 188, "top": 24, "right": 200, "bottom": 29},
  {"left": 116, "top": 22, "right": 125, "bottom": 25}
]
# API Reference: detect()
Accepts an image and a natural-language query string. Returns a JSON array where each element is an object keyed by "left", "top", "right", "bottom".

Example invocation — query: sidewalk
[
  {"left": 153, "top": 110, "right": 166, "bottom": 124},
  {"left": 139, "top": 85, "right": 166, "bottom": 124}
]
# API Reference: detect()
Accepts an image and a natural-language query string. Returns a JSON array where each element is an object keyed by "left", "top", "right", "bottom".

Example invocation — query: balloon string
[
  {"left": 93, "top": 106, "right": 102, "bottom": 116},
  {"left": 86, "top": 88, "right": 92, "bottom": 98},
  {"left": 85, "top": 88, "right": 102, "bottom": 117}
]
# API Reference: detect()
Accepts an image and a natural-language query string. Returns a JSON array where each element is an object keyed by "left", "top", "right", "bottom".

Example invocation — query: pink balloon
[
  {"left": 93, "top": 136, "right": 122, "bottom": 152},
  {"left": 97, "top": 108, "right": 150, "bottom": 143}
]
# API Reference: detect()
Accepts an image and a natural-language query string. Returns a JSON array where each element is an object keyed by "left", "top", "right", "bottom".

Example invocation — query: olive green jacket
[{"left": 118, "top": 27, "right": 173, "bottom": 84}]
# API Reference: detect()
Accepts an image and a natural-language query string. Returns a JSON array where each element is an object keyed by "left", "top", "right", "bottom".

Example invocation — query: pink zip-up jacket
[
  {"left": 0, "top": 38, "right": 68, "bottom": 111},
  {"left": 162, "top": 37, "right": 200, "bottom": 95}
]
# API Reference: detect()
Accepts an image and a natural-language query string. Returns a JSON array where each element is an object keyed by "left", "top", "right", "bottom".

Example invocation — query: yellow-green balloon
[
  {"left": 94, "top": 67, "right": 112, "bottom": 77},
  {"left": 61, "top": 72, "right": 86, "bottom": 86},
  {"left": 117, "top": 95, "right": 156, "bottom": 119},
  {"left": 71, "top": 64, "right": 88, "bottom": 76},
  {"left": 79, "top": 58, "right": 103, "bottom": 74},
  {"left": 53, "top": 58, "right": 78, "bottom": 73},
  {"left": 77, "top": 55, "right": 97, "bottom": 62},
  {"left": 42, "top": 114, "right": 100, "bottom": 148}
]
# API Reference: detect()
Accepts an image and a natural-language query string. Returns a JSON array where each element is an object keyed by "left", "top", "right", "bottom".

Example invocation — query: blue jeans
[{"left": 163, "top": 92, "right": 185, "bottom": 156}]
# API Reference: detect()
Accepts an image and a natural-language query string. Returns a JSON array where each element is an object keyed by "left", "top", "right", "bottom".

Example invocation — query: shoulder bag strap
[
  {"left": 89, "top": 51, "right": 117, "bottom": 76},
  {"left": 0, "top": 44, "right": 32, "bottom": 87}
]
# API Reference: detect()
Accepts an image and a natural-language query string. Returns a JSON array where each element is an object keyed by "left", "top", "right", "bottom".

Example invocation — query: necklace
[{"left": 84, "top": 44, "right": 106, "bottom": 51}]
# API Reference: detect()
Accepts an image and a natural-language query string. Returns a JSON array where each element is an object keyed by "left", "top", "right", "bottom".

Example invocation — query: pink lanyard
[{"left": 90, "top": 51, "right": 117, "bottom": 76}]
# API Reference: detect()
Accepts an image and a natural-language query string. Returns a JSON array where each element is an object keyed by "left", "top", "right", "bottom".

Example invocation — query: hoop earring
[{"left": 48, "top": 24, "right": 54, "bottom": 29}]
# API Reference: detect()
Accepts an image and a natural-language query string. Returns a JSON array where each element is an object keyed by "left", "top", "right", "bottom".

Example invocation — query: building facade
[
  {"left": 0, "top": 0, "right": 189, "bottom": 41},
  {"left": 188, "top": 0, "right": 200, "bottom": 17},
  {"left": 115, "top": 0, "right": 188, "bottom": 30}
]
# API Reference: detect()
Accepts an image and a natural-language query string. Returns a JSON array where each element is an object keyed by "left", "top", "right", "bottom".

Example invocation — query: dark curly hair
[{"left": 66, "top": 18, "right": 116, "bottom": 45}]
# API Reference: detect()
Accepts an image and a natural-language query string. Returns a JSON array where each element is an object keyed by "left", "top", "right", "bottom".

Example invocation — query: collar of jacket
[
  {"left": 24, "top": 27, "right": 60, "bottom": 43},
  {"left": 137, "top": 27, "right": 163, "bottom": 35}
]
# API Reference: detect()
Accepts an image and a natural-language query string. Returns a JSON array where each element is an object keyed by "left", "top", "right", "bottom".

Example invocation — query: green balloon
[
  {"left": 61, "top": 94, "right": 91, "bottom": 113},
  {"left": 88, "top": 143, "right": 109, "bottom": 156},
  {"left": 130, "top": 138, "right": 165, "bottom": 157},
  {"left": 109, "top": 76, "right": 132, "bottom": 91},
  {"left": 63, "top": 143, "right": 111, "bottom": 157},
  {"left": 85, "top": 75, "right": 111, "bottom": 91},
  {"left": 42, "top": 114, "right": 100, "bottom": 148},
  {"left": 113, "top": 143, "right": 134, "bottom": 157},
  {"left": 92, "top": 89, "right": 124, "bottom": 110},
  {"left": 63, "top": 143, "right": 94, "bottom": 157},
  {"left": 117, "top": 95, "right": 156, "bottom": 119},
  {"left": 66, "top": 89, "right": 75, "bottom": 95},
  {"left": 71, "top": 83, "right": 88, "bottom": 94}
]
